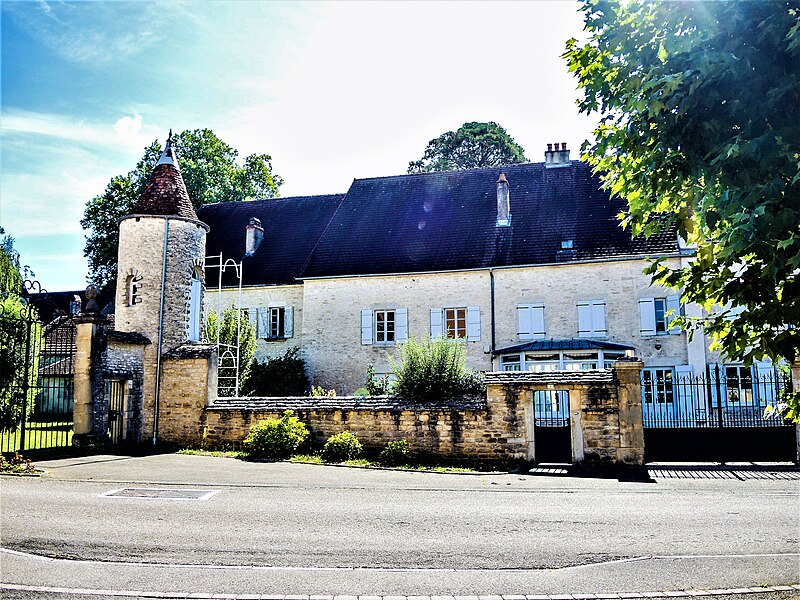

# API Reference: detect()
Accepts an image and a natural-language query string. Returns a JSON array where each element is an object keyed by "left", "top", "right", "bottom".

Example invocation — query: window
[
  {"left": 361, "top": 308, "right": 407, "bottom": 345},
  {"left": 639, "top": 296, "right": 681, "bottom": 336},
  {"left": 188, "top": 269, "right": 202, "bottom": 342},
  {"left": 258, "top": 305, "right": 294, "bottom": 340},
  {"left": 269, "top": 307, "right": 285, "bottom": 338},
  {"left": 577, "top": 300, "right": 606, "bottom": 337},
  {"left": 125, "top": 271, "right": 143, "bottom": 307},
  {"left": 517, "top": 304, "right": 545, "bottom": 340},
  {"left": 725, "top": 365, "right": 753, "bottom": 404},
  {"left": 561, "top": 239, "right": 573, "bottom": 249},
  {"left": 430, "top": 306, "right": 480, "bottom": 341},
  {"left": 375, "top": 310, "right": 395, "bottom": 343},
  {"left": 444, "top": 307, "right": 467, "bottom": 339},
  {"left": 642, "top": 368, "right": 674, "bottom": 404},
  {"left": 501, "top": 356, "right": 521, "bottom": 371}
]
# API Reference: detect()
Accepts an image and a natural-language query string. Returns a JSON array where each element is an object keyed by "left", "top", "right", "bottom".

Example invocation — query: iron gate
[
  {"left": 107, "top": 379, "right": 125, "bottom": 444},
  {"left": 0, "top": 289, "right": 76, "bottom": 456},
  {"left": 642, "top": 366, "right": 795, "bottom": 462},
  {"left": 533, "top": 389, "right": 572, "bottom": 463}
]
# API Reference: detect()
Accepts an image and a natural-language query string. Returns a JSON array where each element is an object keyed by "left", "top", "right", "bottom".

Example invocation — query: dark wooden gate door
[{"left": 533, "top": 389, "right": 572, "bottom": 463}]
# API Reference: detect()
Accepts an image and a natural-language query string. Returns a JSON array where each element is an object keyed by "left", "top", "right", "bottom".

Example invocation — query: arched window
[{"left": 188, "top": 268, "right": 202, "bottom": 341}]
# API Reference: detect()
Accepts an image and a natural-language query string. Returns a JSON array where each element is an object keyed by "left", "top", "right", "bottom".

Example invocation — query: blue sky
[{"left": 1, "top": 0, "right": 595, "bottom": 291}]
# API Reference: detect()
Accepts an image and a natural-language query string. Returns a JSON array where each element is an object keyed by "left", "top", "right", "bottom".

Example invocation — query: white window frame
[
  {"left": 362, "top": 308, "right": 407, "bottom": 345},
  {"left": 577, "top": 299, "right": 607, "bottom": 337},
  {"left": 639, "top": 295, "right": 681, "bottom": 336},
  {"left": 444, "top": 307, "right": 467, "bottom": 339},
  {"left": 268, "top": 306, "right": 285, "bottom": 339},
  {"left": 374, "top": 309, "right": 396, "bottom": 344}
]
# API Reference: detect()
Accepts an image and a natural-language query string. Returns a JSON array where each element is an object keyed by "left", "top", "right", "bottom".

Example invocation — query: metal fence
[
  {"left": 642, "top": 366, "right": 791, "bottom": 429},
  {"left": 1, "top": 291, "right": 76, "bottom": 455}
]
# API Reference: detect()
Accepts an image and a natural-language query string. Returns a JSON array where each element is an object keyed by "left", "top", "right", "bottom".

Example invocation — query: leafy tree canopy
[
  {"left": 82, "top": 129, "right": 283, "bottom": 289},
  {"left": 565, "top": 0, "right": 800, "bottom": 364},
  {"left": 407, "top": 121, "right": 528, "bottom": 173},
  {"left": 0, "top": 227, "right": 31, "bottom": 296}
]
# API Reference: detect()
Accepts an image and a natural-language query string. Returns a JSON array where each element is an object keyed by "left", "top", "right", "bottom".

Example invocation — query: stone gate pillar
[
  {"left": 612, "top": 358, "right": 645, "bottom": 466},
  {"left": 72, "top": 313, "right": 108, "bottom": 446}
]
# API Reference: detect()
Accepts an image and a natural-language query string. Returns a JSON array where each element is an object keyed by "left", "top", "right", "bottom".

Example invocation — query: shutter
[
  {"left": 430, "top": 308, "right": 443, "bottom": 338},
  {"left": 666, "top": 295, "right": 681, "bottom": 334},
  {"left": 639, "top": 298, "right": 656, "bottom": 336},
  {"left": 247, "top": 308, "right": 258, "bottom": 330},
  {"left": 284, "top": 306, "right": 294, "bottom": 338},
  {"left": 577, "top": 302, "right": 591, "bottom": 336},
  {"left": 361, "top": 309, "right": 373, "bottom": 345},
  {"left": 467, "top": 306, "right": 481, "bottom": 341},
  {"left": 754, "top": 361, "right": 776, "bottom": 405},
  {"left": 675, "top": 365, "right": 694, "bottom": 412},
  {"left": 395, "top": 308, "right": 408, "bottom": 342},
  {"left": 258, "top": 307, "right": 270, "bottom": 339},
  {"left": 517, "top": 305, "right": 532, "bottom": 340},
  {"left": 531, "top": 305, "right": 545, "bottom": 338},
  {"left": 592, "top": 301, "right": 607, "bottom": 335}
]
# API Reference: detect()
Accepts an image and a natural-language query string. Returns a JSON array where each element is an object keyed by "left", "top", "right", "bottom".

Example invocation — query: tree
[
  {"left": 82, "top": 129, "right": 283, "bottom": 289},
  {"left": 202, "top": 305, "right": 256, "bottom": 397},
  {"left": 407, "top": 121, "right": 528, "bottom": 173},
  {"left": 564, "top": 1, "right": 800, "bottom": 369},
  {"left": 0, "top": 228, "right": 40, "bottom": 430}
]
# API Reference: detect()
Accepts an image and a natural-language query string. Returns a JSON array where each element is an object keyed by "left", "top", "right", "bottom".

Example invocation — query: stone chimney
[
  {"left": 245, "top": 217, "right": 264, "bottom": 256},
  {"left": 545, "top": 142, "right": 571, "bottom": 168},
  {"left": 496, "top": 173, "right": 511, "bottom": 227}
]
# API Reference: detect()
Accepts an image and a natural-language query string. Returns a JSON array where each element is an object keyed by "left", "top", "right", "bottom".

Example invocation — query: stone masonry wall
[
  {"left": 299, "top": 258, "right": 686, "bottom": 393},
  {"left": 157, "top": 356, "right": 214, "bottom": 444},
  {"left": 203, "top": 284, "right": 303, "bottom": 364},
  {"left": 161, "top": 394, "right": 529, "bottom": 462}
]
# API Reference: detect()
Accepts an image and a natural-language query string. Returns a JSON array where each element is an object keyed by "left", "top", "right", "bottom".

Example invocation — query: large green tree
[
  {"left": 407, "top": 121, "right": 528, "bottom": 173},
  {"left": 565, "top": 1, "right": 800, "bottom": 368},
  {"left": 82, "top": 129, "right": 283, "bottom": 289}
]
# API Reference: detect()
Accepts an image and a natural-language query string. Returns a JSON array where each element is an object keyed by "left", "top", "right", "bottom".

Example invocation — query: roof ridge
[
  {"left": 198, "top": 193, "right": 347, "bottom": 211},
  {"left": 351, "top": 160, "right": 568, "bottom": 183}
]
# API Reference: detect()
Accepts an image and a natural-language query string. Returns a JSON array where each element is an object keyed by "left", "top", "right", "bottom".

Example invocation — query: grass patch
[
  {"left": 177, "top": 448, "right": 246, "bottom": 459},
  {"left": 0, "top": 420, "right": 73, "bottom": 454},
  {"left": 288, "top": 454, "right": 323, "bottom": 464}
]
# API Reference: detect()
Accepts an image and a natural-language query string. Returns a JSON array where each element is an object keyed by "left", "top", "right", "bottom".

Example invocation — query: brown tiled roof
[{"left": 133, "top": 162, "right": 197, "bottom": 219}]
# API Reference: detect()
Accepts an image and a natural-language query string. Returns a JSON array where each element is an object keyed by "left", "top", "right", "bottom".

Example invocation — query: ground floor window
[
  {"left": 643, "top": 368, "right": 674, "bottom": 404},
  {"left": 724, "top": 365, "right": 753, "bottom": 404}
]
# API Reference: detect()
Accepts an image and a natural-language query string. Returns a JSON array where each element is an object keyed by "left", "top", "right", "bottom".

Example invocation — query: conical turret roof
[{"left": 132, "top": 131, "right": 198, "bottom": 220}]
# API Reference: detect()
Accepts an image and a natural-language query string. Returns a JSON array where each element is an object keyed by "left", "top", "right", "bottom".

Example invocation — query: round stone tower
[{"left": 115, "top": 132, "right": 209, "bottom": 352}]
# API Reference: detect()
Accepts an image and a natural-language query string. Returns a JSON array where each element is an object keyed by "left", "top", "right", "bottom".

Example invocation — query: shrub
[
  {"left": 378, "top": 439, "right": 412, "bottom": 467},
  {"left": 242, "top": 410, "right": 309, "bottom": 459},
  {"left": 321, "top": 431, "right": 363, "bottom": 462},
  {"left": 241, "top": 348, "right": 309, "bottom": 397},
  {"left": 0, "top": 452, "right": 36, "bottom": 474},
  {"left": 310, "top": 385, "right": 336, "bottom": 397},
  {"left": 389, "top": 337, "right": 485, "bottom": 404},
  {"left": 365, "top": 365, "right": 393, "bottom": 395}
]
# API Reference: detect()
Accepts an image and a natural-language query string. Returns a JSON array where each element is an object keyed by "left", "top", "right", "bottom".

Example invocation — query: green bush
[
  {"left": 378, "top": 439, "right": 412, "bottom": 467},
  {"left": 365, "top": 365, "right": 393, "bottom": 395},
  {"left": 321, "top": 431, "right": 363, "bottom": 462},
  {"left": 242, "top": 410, "right": 309, "bottom": 459},
  {"left": 241, "top": 348, "right": 309, "bottom": 397},
  {"left": 389, "top": 337, "right": 485, "bottom": 404},
  {"left": 310, "top": 385, "right": 336, "bottom": 397}
]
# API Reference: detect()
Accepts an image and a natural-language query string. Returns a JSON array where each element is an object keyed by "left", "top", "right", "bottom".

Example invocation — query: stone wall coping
[
  {"left": 209, "top": 395, "right": 488, "bottom": 412},
  {"left": 484, "top": 369, "right": 615, "bottom": 385},
  {"left": 107, "top": 330, "right": 151, "bottom": 345},
  {"left": 164, "top": 343, "right": 216, "bottom": 359}
]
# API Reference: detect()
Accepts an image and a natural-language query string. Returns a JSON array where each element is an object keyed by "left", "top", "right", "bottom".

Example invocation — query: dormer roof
[{"left": 132, "top": 131, "right": 197, "bottom": 220}]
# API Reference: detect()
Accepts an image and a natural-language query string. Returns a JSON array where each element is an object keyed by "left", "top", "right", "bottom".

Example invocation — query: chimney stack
[
  {"left": 545, "top": 142, "right": 570, "bottom": 168},
  {"left": 496, "top": 173, "right": 511, "bottom": 227},
  {"left": 245, "top": 217, "right": 264, "bottom": 256}
]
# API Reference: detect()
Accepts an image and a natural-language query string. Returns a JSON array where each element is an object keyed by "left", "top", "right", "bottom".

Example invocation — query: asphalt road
[{"left": 1, "top": 454, "right": 798, "bottom": 597}]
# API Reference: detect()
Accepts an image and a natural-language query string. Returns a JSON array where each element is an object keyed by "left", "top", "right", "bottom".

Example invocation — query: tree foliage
[
  {"left": 407, "top": 121, "right": 528, "bottom": 173},
  {"left": 202, "top": 305, "right": 257, "bottom": 397},
  {"left": 82, "top": 129, "right": 283, "bottom": 289},
  {"left": 565, "top": 0, "right": 800, "bottom": 365}
]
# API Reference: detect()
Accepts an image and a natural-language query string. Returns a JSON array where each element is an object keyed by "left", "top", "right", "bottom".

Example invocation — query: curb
[{"left": 1, "top": 584, "right": 799, "bottom": 599}]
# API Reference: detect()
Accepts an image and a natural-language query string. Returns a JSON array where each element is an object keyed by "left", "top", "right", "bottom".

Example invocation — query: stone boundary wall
[{"left": 197, "top": 395, "right": 528, "bottom": 462}]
